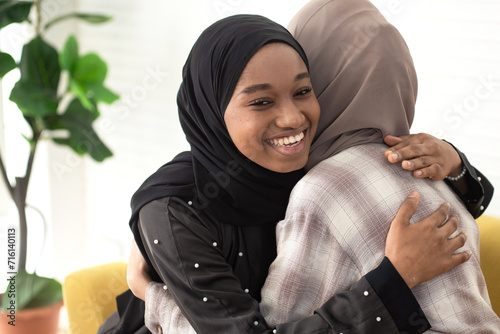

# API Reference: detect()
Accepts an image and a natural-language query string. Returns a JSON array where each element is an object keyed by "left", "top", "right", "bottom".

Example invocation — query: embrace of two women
[{"left": 99, "top": 0, "right": 499, "bottom": 333}]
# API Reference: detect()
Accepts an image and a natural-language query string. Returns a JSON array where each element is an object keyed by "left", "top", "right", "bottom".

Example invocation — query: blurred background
[{"left": 0, "top": 0, "right": 498, "bottom": 299}]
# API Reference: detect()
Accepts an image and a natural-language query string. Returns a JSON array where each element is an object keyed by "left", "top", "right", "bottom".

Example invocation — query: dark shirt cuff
[
  {"left": 365, "top": 257, "right": 430, "bottom": 334},
  {"left": 443, "top": 140, "right": 494, "bottom": 219}
]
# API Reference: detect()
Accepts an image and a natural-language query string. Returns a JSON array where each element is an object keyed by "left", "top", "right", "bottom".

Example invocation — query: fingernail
[
  {"left": 445, "top": 202, "right": 451, "bottom": 209},
  {"left": 415, "top": 170, "right": 422, "bottom": 176},
  {"left": 465, "top": 250, "right": 472, "bottom": 257},
  {"left": 403, "top": 161, "right": 413, "bottom": 168},
  {"left": 386, "top": 150, "right": 392, "bottom": 154},
  {"left": 408, "top": 191, "right": 418, "bottom": 198},
  {"left": 390, "top": 153, "right": 398, "bottom": 161}
]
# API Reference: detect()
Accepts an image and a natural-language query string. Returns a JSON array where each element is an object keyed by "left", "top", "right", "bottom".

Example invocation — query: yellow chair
[
  {"left": 62, "top": 217, "right": 500, "bottom": 332},
  {"left": 62, "top": 262, "right": 128, "bottom": 334},
  {"left": 477, "top": 215, "right": 500, "bottom": 317}
]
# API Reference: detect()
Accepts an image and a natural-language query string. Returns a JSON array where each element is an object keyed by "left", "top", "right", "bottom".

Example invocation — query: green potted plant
[{"left": 0, "top": 1, "right": 118, "bottom": 332}]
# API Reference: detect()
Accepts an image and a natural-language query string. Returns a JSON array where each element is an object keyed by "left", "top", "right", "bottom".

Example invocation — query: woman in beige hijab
[{"left": 260, "top": 0, "right": 500, "bottom": 332}]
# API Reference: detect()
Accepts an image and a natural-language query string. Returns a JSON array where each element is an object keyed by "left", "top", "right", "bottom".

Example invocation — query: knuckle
[
  {"left": 400, "top": 134, "right": 411, "bottom": 143},
  {"left": 429, "top": 165, "right": 440, "bottom": 178},
  {"left": 412, "top": 144, "right": 423, "bottom": 155},
  {"left": 426, "top": 220, "right": 439, "bottom": 233},
  {"left": 428, "top": 140, "right": 438, "bottom": 151},
  {"left": 451, "top": 233, "right": 466, "bottom": 248},
  {"left": 459, "top": 233, "right": 467, "bottom": 245},
  {"left": 437, "top": 206, "right": 449, "bottom": 219},
  {"left": 449, "top": 216, "right": 459, "bottom": 229},
  {"left": 459, "top": 252, "right": 469, "bottom": 264}
]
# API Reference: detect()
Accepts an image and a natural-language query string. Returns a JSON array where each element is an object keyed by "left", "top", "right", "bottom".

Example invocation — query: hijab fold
[
  {"left": 130, "top": 15, "right": 309, "bottom": 257},
  {"left": 288, "top": 0, "right": 418, "bottom": 170}
]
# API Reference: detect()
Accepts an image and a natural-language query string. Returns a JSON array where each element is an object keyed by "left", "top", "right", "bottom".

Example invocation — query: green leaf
[
  {"left": 72, "top": 13, "right": 112, "bottom": 24},
  {"left": 46, "top": 98, "right": 112, "bottom": 161},
  {"left": 73, "top": 53, "right": 107, "bottom": 85},
  {"left": 0, "top": 1, "right": 32, "bottom": 30},
  {"left": 12, "top": 37, "right": 61, "bottom": 119},
  {"left": 1, "top": 270, "right": 62, "bottom": 310},
  {"left": 70, "top": 52, "right": 118, "bottom": 106},
  {"left": 44, "top": 13, "right": 112, "bottom": 30},
  {"left": 0, "top": 51, "right": 16, "bottom": 77},
  {"left": 10, "top": 81, "right": 59, "bottom": 117},
  {"left": 89, "top": 84, "right": 119, "bottom": 104},
  {"left": 19, "top": 37, "right": 61, "bottom": 91},
  {"left": 69, "top": 79, "right": 93, "bottom": 110},
  {"left": 59, "top": 35, "right": 79, "bottom": 73}
]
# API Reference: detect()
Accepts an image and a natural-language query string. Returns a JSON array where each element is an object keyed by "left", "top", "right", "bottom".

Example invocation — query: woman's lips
[
  {"left": 266, "top": 131, "right": 305, "bottom": 147},
  {"left": 265, "top": 130, "right": 307, "bottom": 156}
]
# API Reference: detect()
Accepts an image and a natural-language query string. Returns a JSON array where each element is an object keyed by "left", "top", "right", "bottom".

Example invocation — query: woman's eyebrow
[
  {"left": 238, "top": 72, "right": 310, "bottom": 96},
  {"left": 295, "top": 72, "right": 310, "bottom": 81},
  {"left": 240, "top": 83, "right": 271, "bottom": 95}
]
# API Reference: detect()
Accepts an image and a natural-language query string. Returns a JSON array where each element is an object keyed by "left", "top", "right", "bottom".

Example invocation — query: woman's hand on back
[
  {"left": 384, "top": 133, "right": 463, "bottom": 181},
  {"left": 385, "top": 191, "right": 471, "bottom": 289}
]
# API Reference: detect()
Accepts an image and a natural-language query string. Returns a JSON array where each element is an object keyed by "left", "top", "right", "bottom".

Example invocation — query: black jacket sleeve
[
  {"left": 138, "top": 197, "right": 429, "bottom": 334},
  {"left": 444, "top": 142, "right": 494, "bottom": 218}
]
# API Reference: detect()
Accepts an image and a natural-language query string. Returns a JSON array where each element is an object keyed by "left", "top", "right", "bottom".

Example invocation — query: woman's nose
[{"left": 274, "top": 99, "right": 305, "bottom": 129}]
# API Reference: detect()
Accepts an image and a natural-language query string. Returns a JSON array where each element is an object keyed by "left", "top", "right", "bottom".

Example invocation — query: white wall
[
  {"left": 0, "top": 0, "right": 498, "bottom": 283},
  {"left": 371, "top": 0, "right": 500, "bottom": 216},
  {"left": 0, "top": 82, "right": 8, "bottom": 220}
]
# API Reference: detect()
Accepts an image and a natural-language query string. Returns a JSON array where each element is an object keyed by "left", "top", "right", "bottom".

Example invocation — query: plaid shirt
[{"left": 260, "top": 143, "right": 500, "bottom": 333}]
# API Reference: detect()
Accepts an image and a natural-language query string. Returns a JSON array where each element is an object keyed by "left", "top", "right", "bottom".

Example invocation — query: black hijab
[{"left": 130, "top": 15, "right": 309, "bottom": 252}]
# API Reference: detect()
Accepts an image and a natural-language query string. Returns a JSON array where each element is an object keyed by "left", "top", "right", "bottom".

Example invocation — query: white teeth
[{"left": 267, "top": 131, "right": 305, "bottom": 147}]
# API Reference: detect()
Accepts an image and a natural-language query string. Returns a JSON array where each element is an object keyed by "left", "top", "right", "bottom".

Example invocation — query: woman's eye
[
  {"left": 249, "top": 99, "right": 272, "bottom": 107},
  {"left": 295, "top": 87, "right": 312, "bottom": 97}
]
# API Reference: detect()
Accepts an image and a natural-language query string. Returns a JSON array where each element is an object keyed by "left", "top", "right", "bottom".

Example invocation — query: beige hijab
[{"left": 288, "top": 0, "right": 417, "bottom": 170}]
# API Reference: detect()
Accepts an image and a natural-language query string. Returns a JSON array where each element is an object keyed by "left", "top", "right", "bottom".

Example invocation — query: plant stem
[
  {"left": 17, "top": 137, "right": 40, "bottom": 272},
  {"left": 4, "top": 134, "right": 40, "bottom": 272},
  {"left": 25, "top": 138, "right": 38, "bottom": 189},
  {"left": 35, "top": 0, "right": 44, "bottom": 36},
  {"left": 14, "top": 178, "right": 28, "bottom": 271},
  {"left": 0, "top": 150, "right": 14, "bottom": 200},
  {"left": 0, "top": 144, "right": 30, "bottom": 272},
  {"left": 44, "top": 13, "right": 73, "bottom": 31}
]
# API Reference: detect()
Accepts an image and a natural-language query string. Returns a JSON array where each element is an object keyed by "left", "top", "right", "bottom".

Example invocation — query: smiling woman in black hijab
[
  {"left": 128, "top": 14, "right": 312, "bottom": 324},
  {"left": 103, "top": 14, "right": 477, "bottom": 334},
  {"left": 131, "top": 14, "right": 308, "bottom": 240},
  {"left": 126, "top": 14, "right": 319, "bottom": 331}
]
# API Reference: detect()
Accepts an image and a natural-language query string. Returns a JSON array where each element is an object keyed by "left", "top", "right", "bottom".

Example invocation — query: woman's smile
[{"left": 265, "top": 129, "right": 307, "bottom": 156}]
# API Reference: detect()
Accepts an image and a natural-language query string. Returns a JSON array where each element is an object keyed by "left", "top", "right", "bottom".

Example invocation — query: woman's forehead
[{"left": 238, "top": 43, "right": 308, "bottom": 81}]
